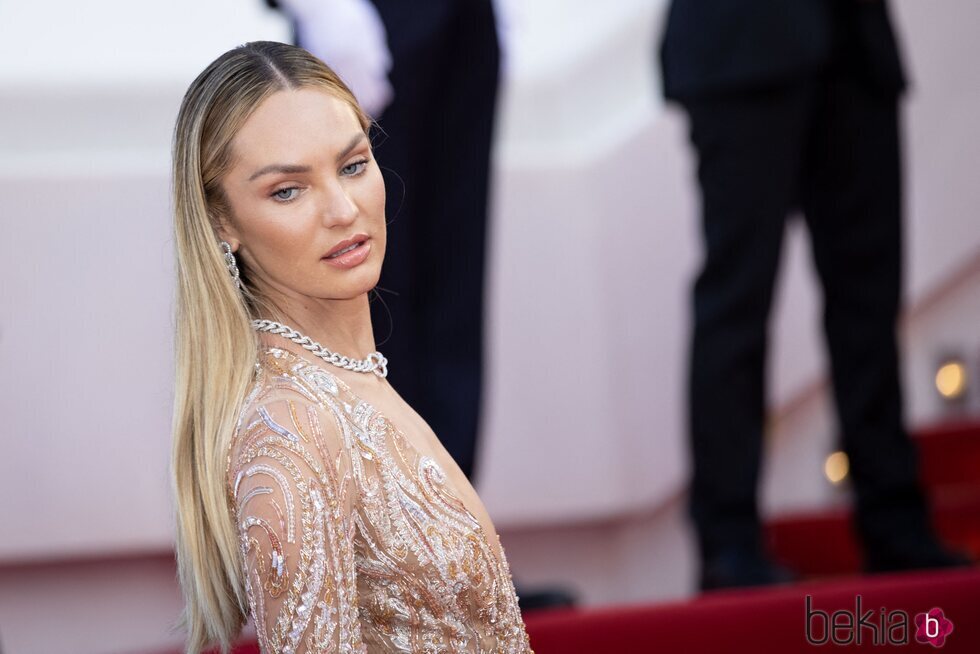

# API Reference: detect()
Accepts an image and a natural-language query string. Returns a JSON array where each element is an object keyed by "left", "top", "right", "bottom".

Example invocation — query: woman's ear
[
  {"left": 213, "top": 214, "right": 241, "bottom": 252},
  {"left": 219, "top": 233, "right": 241, "bottom": 253}
]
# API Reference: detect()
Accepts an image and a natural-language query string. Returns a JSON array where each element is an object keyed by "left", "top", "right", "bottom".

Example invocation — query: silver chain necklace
[{"left": 251, "top": 319, "right": 388, "bottom": 378}]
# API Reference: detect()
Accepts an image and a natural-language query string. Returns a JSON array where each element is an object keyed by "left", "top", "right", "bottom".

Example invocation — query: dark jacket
[{"left": 659, "top": 0, "right": 907, "bottom": 100}]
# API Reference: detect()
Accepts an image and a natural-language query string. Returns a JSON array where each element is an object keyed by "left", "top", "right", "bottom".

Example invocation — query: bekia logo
[
  {"left": 805, "top": 595, "right": 954, "bottom": 647},
  {"left": 914, "top": 608, "right": 955, "bottom": 648}
]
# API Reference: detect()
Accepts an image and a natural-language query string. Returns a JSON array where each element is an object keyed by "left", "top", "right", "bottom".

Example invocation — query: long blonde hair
[{"left": 170, "top": 41, "right": 372, "bottom": 654}]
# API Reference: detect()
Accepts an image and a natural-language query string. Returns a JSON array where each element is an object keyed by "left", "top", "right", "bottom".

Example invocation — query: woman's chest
[
  {"left": 271, "top": 351, "right": 508, "bottom": 582},
  {"left": 342, "top": 396, "right": 511, "bottom": 626},
  {"left": 350, "top": 393, "right": 503, "bottom": 555},
  {"left": 336, "top": 380, "right": 499, "bottom": 537}
]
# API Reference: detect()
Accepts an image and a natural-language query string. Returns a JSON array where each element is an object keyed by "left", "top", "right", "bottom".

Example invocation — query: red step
[
  {"left": 522, "top": 567, "right": 980, "bottom": 653},
  {"left": 765, "top": 419, "right": 980, "bottom": 577},
  {"left": 915, "top": 419, "right": 980, "bottom": 492},
  {"left": 766, "top": 489, "right": 980, "bottom": 576}
]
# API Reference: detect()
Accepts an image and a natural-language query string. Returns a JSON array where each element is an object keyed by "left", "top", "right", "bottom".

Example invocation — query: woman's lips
[
  {"left": 324, "top": 233, "right": 369, "bottom": 257},
  {"left": 322, "top": 239, "right": 371, "bottom": 268}
]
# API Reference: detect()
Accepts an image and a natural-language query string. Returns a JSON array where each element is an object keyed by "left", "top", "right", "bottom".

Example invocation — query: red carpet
[
  {"left": 765, "top": 490, "right": 980, "bottom": 576},
  {"left": 522, "top": 566, "right": 980, "bottom": 653},
  {"left": 767, "top": 420, "right": 980, "bottom": 576}
]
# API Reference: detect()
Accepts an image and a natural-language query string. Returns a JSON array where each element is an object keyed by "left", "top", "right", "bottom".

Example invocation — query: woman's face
[{"left": 218, "top": 87, "right": 385, "bottom": 304}]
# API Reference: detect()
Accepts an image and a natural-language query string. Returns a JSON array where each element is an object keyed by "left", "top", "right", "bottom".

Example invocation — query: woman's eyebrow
[
  {"left": 247, "top": 133, "right": 367, "bottom": 182},
  {"left": 335, "top": 132, "right": 367, "bottom": 163},
  {"left": 248, "top": 163, "right": 311, "bottom": 181}
]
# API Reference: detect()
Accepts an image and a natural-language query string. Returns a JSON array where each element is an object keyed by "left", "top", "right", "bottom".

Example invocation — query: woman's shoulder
[
  {"left": 226, "top": 347, "right": 351, "bottom": 487},
  {"left": 240, "top": 347, "right": 349, "bottom": 421},
  {"left": 224, "top": 352, "right": 366, "bottom": 654}
]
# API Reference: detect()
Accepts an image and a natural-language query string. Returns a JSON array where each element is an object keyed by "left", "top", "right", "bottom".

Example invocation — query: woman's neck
[{"left": 256, "top": 291, "right": 378, "bottom": 358}]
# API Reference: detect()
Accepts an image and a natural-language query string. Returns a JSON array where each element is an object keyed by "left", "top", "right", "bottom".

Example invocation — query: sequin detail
[{"left": 227, "top": 347, "right": 533, "bottom": 653}]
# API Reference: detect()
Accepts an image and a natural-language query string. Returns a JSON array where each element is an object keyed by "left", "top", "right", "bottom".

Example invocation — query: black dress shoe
[
  {"left": 514, "top": 583, "right": 578, "bottom": 612},
  {"left": 700, "top": 546, "right": 799, "bottom": 591},
  {"left": 863, "top": 534, "right": 974, "bottom": 573}
]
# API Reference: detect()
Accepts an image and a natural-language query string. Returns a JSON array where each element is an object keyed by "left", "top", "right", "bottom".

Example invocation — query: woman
[{"left": 171, "top": 41, "right": 533, "bottom": 654}]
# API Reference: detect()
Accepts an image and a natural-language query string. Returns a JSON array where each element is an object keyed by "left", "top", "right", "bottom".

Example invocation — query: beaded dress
[{"left": 226, "top": 346, "right": 534, "bottom": 654}]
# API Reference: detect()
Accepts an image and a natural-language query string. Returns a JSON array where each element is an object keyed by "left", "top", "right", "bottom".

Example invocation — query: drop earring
[{"left": 220, "top": 240, "right": 242, "bottom": 290}]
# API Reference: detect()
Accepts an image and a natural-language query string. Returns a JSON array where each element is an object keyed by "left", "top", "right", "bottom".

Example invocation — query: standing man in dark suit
[{"left": 660, "top": 0, "right": 970, "bottom": 590}]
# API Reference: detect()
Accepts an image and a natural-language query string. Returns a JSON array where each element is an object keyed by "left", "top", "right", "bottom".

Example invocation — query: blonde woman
[{"left": 171, "top": 41, "right": 533, "bottom": 654}]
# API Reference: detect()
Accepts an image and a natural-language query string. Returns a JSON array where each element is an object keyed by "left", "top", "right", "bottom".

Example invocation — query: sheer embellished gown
[{"left": 226, "top": 345, "right": 534, "bottom": 653}]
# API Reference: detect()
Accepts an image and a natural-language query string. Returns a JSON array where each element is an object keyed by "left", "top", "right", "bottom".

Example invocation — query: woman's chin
[{"left": 318, "top": 270, "right": 383, "bottom": 301}]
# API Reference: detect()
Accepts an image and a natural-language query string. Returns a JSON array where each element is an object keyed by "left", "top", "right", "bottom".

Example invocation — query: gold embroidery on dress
[{"left": 227, "top": 347, "right": 534, "bottom": 654}]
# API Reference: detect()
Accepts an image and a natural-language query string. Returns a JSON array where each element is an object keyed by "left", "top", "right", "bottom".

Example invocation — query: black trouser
[
  {"left": 683, "top": 63, "right": 930, "bottom": 564},
  {"left": 367, "top": 0, "right": 500, "bottom": 480}
]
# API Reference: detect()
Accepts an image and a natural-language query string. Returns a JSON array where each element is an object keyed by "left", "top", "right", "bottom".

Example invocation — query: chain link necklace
[{"left": 251, "top": 319, "right": 388, "bottom": 378}]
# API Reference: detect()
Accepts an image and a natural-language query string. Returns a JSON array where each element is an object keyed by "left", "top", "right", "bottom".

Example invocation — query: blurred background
[{"left": 1, "top": 0, "right": 979, "bottom": 652}]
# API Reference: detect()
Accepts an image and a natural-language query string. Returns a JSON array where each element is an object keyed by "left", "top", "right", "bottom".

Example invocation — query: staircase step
[
  {"left": 522, "top": 567, "right": 980, "bottom": 653},
  {"left": 761, "top": 419, "right": 980, "bottom": 576},
  {"left": 914, "top": 419, "right": 980, "bottom": 492},
  {"left": 765, "top": 489, "right": 980, "bottom": 576}
]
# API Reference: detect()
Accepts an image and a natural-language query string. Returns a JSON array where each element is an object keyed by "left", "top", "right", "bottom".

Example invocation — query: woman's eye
[
  {"left": 341, "top": 159, "right": 369, "bottom": 176},
  {"left": 272, "top": 187, "right": 299, "bottom": 202}
]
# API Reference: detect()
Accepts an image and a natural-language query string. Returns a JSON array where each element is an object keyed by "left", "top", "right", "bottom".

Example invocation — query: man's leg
[
  {"left": 799, "top": 68, "right": 966, "bottom": 571},
  {"left": 685, "top": 80, "right": 813, "bottom": 587}
]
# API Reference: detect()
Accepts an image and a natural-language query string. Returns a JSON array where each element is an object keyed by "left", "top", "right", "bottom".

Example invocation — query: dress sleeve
[{"left": 228, "top": 394, "right": 365, "bottom": 654}]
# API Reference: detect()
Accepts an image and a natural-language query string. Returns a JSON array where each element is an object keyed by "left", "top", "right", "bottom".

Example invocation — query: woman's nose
[{"left": 320, "top": 183, "right": 358, "bottom": 227}]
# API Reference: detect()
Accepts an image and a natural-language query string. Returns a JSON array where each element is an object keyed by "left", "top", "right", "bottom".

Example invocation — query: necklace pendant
[{"left": 368, "top": 352, "right": 388, "bottom": 379}]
